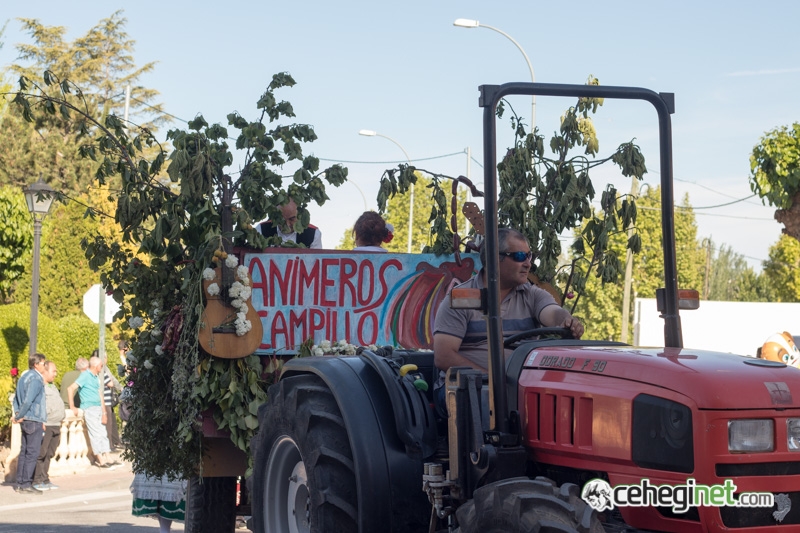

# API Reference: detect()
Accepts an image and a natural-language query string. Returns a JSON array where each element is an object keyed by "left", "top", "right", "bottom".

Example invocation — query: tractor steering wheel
[{"left": 503, "top": 327, "right": 575, "bottom": 348}]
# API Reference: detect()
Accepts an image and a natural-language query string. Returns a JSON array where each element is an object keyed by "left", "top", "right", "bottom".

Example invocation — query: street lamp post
[
  {"left": 23, "top": 177, "right": 56, "bottom": 357},
  {"left": 358, "top": 129, "right": 415, "bottom": 253},
  {"left": 454, "top": 18, "right": 536, "bottom": 130}
]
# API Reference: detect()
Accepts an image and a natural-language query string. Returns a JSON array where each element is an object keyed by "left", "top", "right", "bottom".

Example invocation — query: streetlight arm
[
  {"left": 358, "top": 129, "right": 414, "bottom": 252},
  {"left": 374, "top": 133, "right": 411, "bottom": 163},
  {"left": 479, "top": 24, "right": 536, "bottom": 88},
  {"left": 454, "top": 19, "right": 536, "bottom": 128}
]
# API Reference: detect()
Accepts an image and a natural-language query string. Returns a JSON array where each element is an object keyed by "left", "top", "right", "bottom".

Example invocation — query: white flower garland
[
  {"left": 312, "top": 339, "right": 360, "bottom": 356},
  {"left": 205, "top": 256, "right": 253, "bottom": 336}
]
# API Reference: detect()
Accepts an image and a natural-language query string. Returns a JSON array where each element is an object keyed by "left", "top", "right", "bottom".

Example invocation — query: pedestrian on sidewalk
[
  {"left": 33, "top": 360, "right": 66, "bottom": 491},
  {"left": 131, "top": 473, "right": 186, "bottom": 533},
  {"left": 67, "top": 355, "right": 117, "bottom": 467},
  {"left": 93, "top": 349, "right": 123, "bottom": 450},
  {"left": 12, "top": 352, "right": 47, "bottom": 494},
  {"left": 60, "top": 357, "right": 88, "bottom": 408}
]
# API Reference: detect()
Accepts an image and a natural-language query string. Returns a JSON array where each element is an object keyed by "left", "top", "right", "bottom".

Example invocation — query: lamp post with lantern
[{"left": 23, "top": 177, "right": 56, "bottom": 357}]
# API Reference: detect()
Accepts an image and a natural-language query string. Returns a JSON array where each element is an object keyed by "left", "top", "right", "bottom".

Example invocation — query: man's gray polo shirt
[{"left": 433, "top": 273, "right": 559, "bottom": 372}]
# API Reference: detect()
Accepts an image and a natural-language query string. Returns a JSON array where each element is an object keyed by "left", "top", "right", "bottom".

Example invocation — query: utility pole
[
  {"left": 620, "top": 177, "right": 639, "bottom": 344},
  {"left": 703, "top": 237, "right": 712, "bottom": 299}
]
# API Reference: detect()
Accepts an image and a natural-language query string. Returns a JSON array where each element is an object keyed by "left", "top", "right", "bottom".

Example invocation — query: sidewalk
[
  {"left": 2, "top": 453, "right": 134, "bottom": 493},
  {"left": 0, "top": 456, "right": 186, "bottom": 532}
]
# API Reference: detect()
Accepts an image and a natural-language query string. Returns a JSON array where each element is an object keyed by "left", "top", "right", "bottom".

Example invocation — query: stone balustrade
[{"left": 4, "top": 409, "right": 94, "bottom": 482}]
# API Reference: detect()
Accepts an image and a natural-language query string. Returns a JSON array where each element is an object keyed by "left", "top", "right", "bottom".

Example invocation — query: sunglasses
[{"left": 499, "top": 251, "right": 533, "bottom": 262}]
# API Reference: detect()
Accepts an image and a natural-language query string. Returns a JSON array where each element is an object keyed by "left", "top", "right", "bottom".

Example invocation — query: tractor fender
[{"left": 278, "top": 354, "right": 434, "bottom": 532}]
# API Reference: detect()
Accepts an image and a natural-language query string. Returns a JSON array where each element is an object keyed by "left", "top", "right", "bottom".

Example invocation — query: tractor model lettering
[
  {"left": 539, "top": 355, "right": 576, "bottom": 369},
  {"left": 580, "top": 359, "right": 607, "bottom": 372}
]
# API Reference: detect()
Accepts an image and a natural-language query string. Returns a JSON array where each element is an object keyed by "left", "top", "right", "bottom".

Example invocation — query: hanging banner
[{"left": 242, "top": 250, "right": 478, "bottom": 353}]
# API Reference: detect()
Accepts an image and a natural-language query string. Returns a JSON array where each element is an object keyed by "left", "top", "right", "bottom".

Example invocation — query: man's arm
[
  {"left": 539, "top": 305, "right": 584, "bottom": 339},
  {"left": 433, "top": 333, "right": 485, "bottom": 372},
  {"left": 67, "top": 382, "right": 81, "bottom": 416},
  {"left": 99, "top": 375, "right": 108, "bottom": 424}
]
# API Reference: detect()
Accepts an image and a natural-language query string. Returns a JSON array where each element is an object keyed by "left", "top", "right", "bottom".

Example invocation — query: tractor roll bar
[{"left": 478, "top": 82, "right": 682, "bottom": 434}]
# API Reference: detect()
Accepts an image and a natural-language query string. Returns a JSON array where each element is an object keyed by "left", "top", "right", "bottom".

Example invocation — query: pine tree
[
  {"left": 0, "top": 11, "right": 166, "bottom": 194},
  {"left": 762, "top": 234, "right": 800, "bottom": 302}
]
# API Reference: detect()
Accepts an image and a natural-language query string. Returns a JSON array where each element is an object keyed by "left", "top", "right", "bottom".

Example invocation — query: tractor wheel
[
  {"left": 455, "top": 477, "right": 604, "bottom": 533},
  {"left": 251, "top": 374, "right": 357, "bottom": 533},
  {"left": 184, "top": 476, "right": 237, "bottom": 533}
]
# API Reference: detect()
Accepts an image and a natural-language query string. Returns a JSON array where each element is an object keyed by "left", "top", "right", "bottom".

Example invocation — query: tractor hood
[{"left": 523, "top": 345, "right": 800, "bottom": 410}]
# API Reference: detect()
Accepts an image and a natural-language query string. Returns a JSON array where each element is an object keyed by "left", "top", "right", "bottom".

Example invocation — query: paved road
[{"left": 0, "top": 460, "right": 185, "bottom": 532}]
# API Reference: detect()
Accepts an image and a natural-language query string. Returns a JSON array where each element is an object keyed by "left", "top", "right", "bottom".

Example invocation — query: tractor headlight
[
  {"left": 787, "top": 419, "right": 800, "bottom": 451},
  {"left": 728, "top": 419, "right": 774, "bottom": 453},
  {"left": 632, "top": 395, "right": 694, "bottom": 473}
]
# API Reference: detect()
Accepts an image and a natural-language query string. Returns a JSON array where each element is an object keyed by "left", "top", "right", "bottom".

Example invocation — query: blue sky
[{"left": 2, "top": 0, "right": 799, "bottom": 271}]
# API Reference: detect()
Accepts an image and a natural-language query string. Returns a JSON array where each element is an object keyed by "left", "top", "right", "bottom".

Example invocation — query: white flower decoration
[
  {"left": 234, "top": 310, "right": 252, "bottom": 336},
  {"left": 239, "top": 286, "right": 252, "bottom": 302},
  {"left": 202, "top": 268, "right": 216, "bottom": 280},
  {"left": 231, "top": 298, "right": 244, "bottom": 309},
  {"left": 225, "top": 255, "right": 239, "bottom": 269},
  {"left": 143, "top": 360, "right": 154, "bottom": 370},
  {"left": 312, "top": 338, "right": 359, "bottom": 356},
  {"left": 128, "top": 316, "right": 144, "bottom": 329},
  {"left": 155, "top": 345, "right": 164, "bottom": 356},
  {"left": 236, "top": 265, "right": 249, "bottom": 280},
  {"left": 207, "top": 283, "right": 220, "bottom": 296},
  {"left": 150, "top": 329, "right": 163, "bottom": 339},
  {"left": 229, "top": 281, "right": 244, "bottom": 299}
]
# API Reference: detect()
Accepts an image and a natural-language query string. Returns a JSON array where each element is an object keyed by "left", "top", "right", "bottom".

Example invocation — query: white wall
[{"left": 634, "top": 299, "right": 800, "bottom": 357}]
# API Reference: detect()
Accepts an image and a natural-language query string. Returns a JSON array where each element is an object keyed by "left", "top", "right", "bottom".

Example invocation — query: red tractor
[{"left": 248, "top": 83, "right": 800, "bottom": 532}]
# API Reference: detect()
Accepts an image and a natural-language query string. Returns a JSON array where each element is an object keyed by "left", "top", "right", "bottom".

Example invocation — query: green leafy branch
[
  {"left": 376, "top": 165, "right": 483, "bottom": 255},
  {"left": 7, "top": 70, "right": 350, "bottom": 479},
  {"left": 495, "top": 77, "right": 647, "bottom": 300}
]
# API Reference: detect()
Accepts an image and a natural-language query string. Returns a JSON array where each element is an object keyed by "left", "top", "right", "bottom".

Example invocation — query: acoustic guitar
[
  {"left": 198, "top": 260, "right": 263, "bottom": 359},
  {"left": 198, "top": 175, "right": 263, "bottom": 359},
  {"left": 462, "top": 201, "right": 563, "bottom": 304}
]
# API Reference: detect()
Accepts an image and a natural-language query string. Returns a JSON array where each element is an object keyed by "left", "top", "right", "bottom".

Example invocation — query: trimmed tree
[{"left": 749, "top": 123, "right": 800, "bottom": 242}]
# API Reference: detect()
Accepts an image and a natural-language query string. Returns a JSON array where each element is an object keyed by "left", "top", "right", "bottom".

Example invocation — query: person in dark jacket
[
  {"left": 12, "top": 352, "right": 47, "bottom": 493},
  {"left": 258, "top": 198, "right": 322, "bottom": 248}
]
